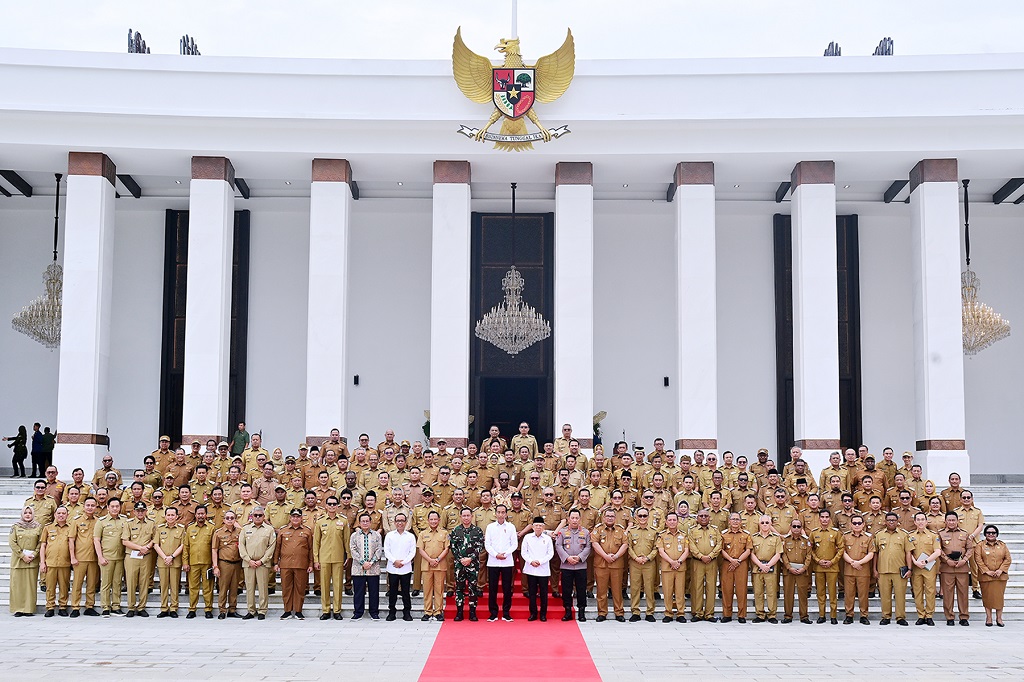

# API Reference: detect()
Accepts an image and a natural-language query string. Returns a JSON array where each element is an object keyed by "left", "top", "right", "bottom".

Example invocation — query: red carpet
[{"left": 419, "top": 570, "right": 602, "bottom": 682}]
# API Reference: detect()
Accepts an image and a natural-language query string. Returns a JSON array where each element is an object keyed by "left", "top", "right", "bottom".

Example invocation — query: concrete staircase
[{"left": 2, "top": 478, "right": 1022, "bottom": 618}]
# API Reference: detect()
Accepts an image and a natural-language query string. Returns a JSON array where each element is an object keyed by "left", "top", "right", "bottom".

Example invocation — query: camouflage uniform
[{"left": 449, "top": 524, "right": 485, "bottom": 609}]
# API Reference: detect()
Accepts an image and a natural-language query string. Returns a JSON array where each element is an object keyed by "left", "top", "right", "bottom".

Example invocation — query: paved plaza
[{"left": 0, "top": 613, "right": 1021, "bottom": 680}]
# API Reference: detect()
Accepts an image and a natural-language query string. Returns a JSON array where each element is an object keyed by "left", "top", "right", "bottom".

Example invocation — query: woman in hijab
[
  {"left": 975, "top": 524, "right": 1012, "bottom": 627},
  {"left": 9, "top": 506, "right": 43, "bottom": 615}
]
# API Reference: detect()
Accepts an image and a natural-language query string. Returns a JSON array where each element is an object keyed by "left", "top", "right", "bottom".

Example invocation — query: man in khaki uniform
[
  {"left": 842, "top": 515, "right": 874, "bottom": 623},
  {"left": 510, "top": 422, "right": 539, "bottom": 460},
  {"left": 274, "top": 510, "right": 315, "bottom": 619},
  {"left": 955, "top": 489, "right": 985, "bottom": 598},
  {"left": 687, "top": 509, "right": 723, "bottom": 621},
  {"left": 781, "top": 518, "right": 814, "bottom": 623},
  {"left": 656, "top": 512, "right": 689, "bottom": 622},
  {"left": 592, "top": 508, "right": 627, "bottom": 622},
  {"left": 26, "top": 481, "right": 58, "bottom": 528},
  {"left": 417, "top": 510, "right": 450, "bottom": 621},
  {"left": 720, "top": 512, "right": 753, "bottom": 622},
  {"left": 811, "top": 509, "right": 844, "bottom": 623},
  {"left": 938, "top": 510, "right": 975, "bottom": 625},
  {"left": 212, "top": 511, "right": 243, "bottom": 618},
  {"left": 908, "top": 510, "right": 942, "bottom": 625},
  {"left": 627, "top": 508, "right": 660, "bottom": 621},
  {"left": 750, "top": 515, "right": 783, "bottom": 622},
  {"left": 69, "top": 497, "right": 100, "bottom": 616},
  {"left": 93, "top": 497, "right": 127, "bottom": 615},
  {"left": 818, "top": 451, "right": 850, "bottom": 492},
  {"left": 184, "top": 505, "right": 216, "bottom": 618},
  {"left": 314, "top": 495, "right": 351, "bottom": 619},
  {"left": 239, "top": 506, "right": 277, "bottom": 619},
  {"left": 154, "top": 506, "right": 186, "bottom": 617},
  {"left": 121, "top": 502, "right": 156, "bottom": 617},
  {"left": 39, "top": 505, "right": 73, "bottom": 616},
  {"left": 874, "top": 512, "right": 911, "bottom": 625}
]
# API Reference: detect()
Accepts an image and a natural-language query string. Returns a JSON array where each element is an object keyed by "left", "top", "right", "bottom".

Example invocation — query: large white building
[{"left": 1, "top": 45, "right": 1022, "bottom": 483}]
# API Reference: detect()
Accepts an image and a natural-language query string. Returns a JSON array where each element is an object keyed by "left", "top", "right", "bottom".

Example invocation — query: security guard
[
  {"left": 627, "top": 508, "right": 660, "bottom": 621},
  {"left": 750, "top": 515, "right": 783, "bottom": 622},
  {"left": 121, "top": 501, "right": 156, "bottom": 617},
  {"left": 687, "top": 509, "right": 723, "bottom": 622},
  {"left": 656, "top": 512, "right": 689, "bottom": 622},
  {"left": 314, "top": 495, "right": 351, "bottom": 620},
  {"left": 184, "top": 505, "right": 216, "bottom": 618}
]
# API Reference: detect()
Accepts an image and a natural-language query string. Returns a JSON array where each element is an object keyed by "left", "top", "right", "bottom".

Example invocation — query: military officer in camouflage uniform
[{"left": 449, "top": 507, "right": 485, "bottom": 621}]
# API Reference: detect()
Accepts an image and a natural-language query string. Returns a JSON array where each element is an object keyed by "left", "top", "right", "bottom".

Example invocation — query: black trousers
[
  {"left": 352, "top": 575, "right": 379, "bottom": 618},
  {"left": 387, "top": 572, "right": 412, "bottom": 615},
  {"left": 562, "top": 567, "right": 587, "bottom": 614},
  {"left": 527, "top": 574, "right": 549, "bottom": 617},
  {"left": 488, "top": 565, "right": 514, "bottom": 618}
]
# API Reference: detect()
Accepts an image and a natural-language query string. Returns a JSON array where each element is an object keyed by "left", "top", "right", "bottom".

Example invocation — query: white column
[
  {"left": 790, "top": 161, "right": 841, "bottom": 475},
  {"left": 54, "top": 152, "right": 117, "bottom": 476},
  {"left": 672, "top": 162, "right": 718, "bottom": 454},
  {"left": 554, "top": 162, "right": 594, "bottom": 449},
  {"left": 305, "top": 159, "right": 353, "bottom": 450},
  {"left": 428, "top": 161, "right": 472, "bottom": 448},
  {"left": 909, "top": 159, "right": 969, "bottom": 484},
  {"left": 181, "top": 156, "right": 235, "bottom": 445}
]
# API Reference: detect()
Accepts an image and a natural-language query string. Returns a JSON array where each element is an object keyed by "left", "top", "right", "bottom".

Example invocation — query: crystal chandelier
[
  {"left": 474, "top": 182, "right": 551, "bottom": 355},
  {"left": 11, "top": 174, "right": 64, "bottom": 350},
  {"left": 960, "top": 179, "right": 1010, "bottom": 356}
]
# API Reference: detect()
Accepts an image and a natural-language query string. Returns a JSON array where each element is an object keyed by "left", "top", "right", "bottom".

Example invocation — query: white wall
[{"left": 716, "top": 203, "right": 778, "bottom": 459}]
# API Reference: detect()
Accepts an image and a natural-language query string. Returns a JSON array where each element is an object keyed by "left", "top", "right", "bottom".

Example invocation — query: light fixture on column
[
  {"left": 961, "top": 179, "right": 1010, "bottom": 356},
  {"left": 474, "top": 182, "right": 551, "bottom": 355},
  {"left": 11, "top": 173, "right": 64, "bottom": 350}
]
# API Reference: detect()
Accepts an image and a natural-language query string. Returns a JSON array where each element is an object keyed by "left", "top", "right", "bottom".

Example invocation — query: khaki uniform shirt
[
  {"left": 907, "top": 528, "right": 940, "bottom": 571},
  {"left": 42, "top": 522, "right": 73, "bottom": 566},
  {"left": 416, "top": 528, "right": 450, "bottom": 571},
  {"left": 274, "top": 525, "right": 314, "bottom": 569},
  {"left": 212, "top": 526, "right": 242, "bottom": 562},
  {"left": 72, "top": 515, "right": 98, "bottom": 562},
  {"left": 626, "top": 526, "right": 659, "bottom": 563},
  {"left": 313, "top": 514, "right": 351, "bottom": 564},
  {"left": 721, "top": 529, "right": 753, "bottom": 562},
  {"left": 781, "top": 532, "right": 814, "bottom": 572},
  {"left": 155, "top": 523, "right": 186, "bottom": 567},
  {"left": 751, "top": 532, "right": 783, "bottom": 570},
  {"left": 810, "top": 527, "right": 844, "bottom": 571},
  {"left": 238, "top": 523, "right": 277, "bottom": 564},
  {"left": 592, "top": 524, "right": 627, "bottom": 569},
  {"left": 184, "top": 522, "right": 215, "bottom": 565},
  {"left": 937, "top": 528, "right": 975, "bottom": 573},
  {"left": 842, "top": 532, "right": 873, "bottom": 577},
  {"left": 657, "top": 529, "right": 689, "bottom": 568},
  {"left": 687, "top": 525, "right": 723, "bottom": 561},
  {"left": 93, "top": 515, "right": 128, "bottom": 560},
  {"left": 25, "top": 496, "right": 57, "bottom": 527}
]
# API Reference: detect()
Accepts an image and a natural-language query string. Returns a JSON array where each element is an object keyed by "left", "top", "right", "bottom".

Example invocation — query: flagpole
[{"left": 511, "top": 0, "right": 518, "bottom": 39}]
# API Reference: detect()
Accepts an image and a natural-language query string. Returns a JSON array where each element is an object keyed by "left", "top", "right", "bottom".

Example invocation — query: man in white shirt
[
  {"left": 521, "top": 516, "right": 554, "bottom": 621},
  {"left": 484, "top": 504, "right": 518, "bottom": 622},
  {"left": 383, "top": 513, "right": 416, "bottom": 621}
]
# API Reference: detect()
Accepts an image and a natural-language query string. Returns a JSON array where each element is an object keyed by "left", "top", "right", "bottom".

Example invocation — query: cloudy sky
[{"left": 0, "top": 0, "right": 1019, "bottom": 61}]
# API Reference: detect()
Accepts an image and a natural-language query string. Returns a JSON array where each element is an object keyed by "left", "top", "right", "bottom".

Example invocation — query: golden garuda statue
[{"left": 453, "top": 27, "right": 575, "bottom": 151}]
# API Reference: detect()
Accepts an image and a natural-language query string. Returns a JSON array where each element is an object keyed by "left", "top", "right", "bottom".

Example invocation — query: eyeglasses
[
  {"left": 792, "top": 525, "right": 802, "bottom": 528},
  {"left": 34, "top": 485, "right": 46, "bottom": 489},
  {"left": 636, "top": 514, "right": 649, "bottom": 519},
  {"left": 851, "top": 521, "right": 864, "bottom": 525},
  {"left": 985, "top": 530, "right": 997, "bottom": 535},
  {"left": 543, "top": 493, "right": 554, "bottom": 496},
  {"left": 252, "top": 513, "right": 264, "bottom": 517},
  {"left": 326, "top": 502, "right": 338, "bottom": 506},
  {"left": 643, "top": 495, "right": 654, "bottom": 500}
]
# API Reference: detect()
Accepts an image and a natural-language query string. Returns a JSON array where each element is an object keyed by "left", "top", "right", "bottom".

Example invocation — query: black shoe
[
  {"left": 169, "top": 611, "right": 178, "bottom": 618},
  {"left": 539, "top": 615, "right": 546, "bottom": 621},
  {"left": 412, "top": 590, "right": 420, "bottom": 597},
  {"left": 860, "top": 617, "right": 869, "bottom": 625},
  {"left": 137, "top": 609, "right": 149, "bottom": 617},
  {"left": 314, "top": 590, "right": 321, "bottom": 597},
  {"left": 897, "top": 618, "right": 908, "bottom": 626},
  {"left": 629, "top": 614, "right": 641, "bottom": 622},
  {"left": 595, "top": 615, "right": 606, "bottom": 622},
  {"left": 831, "top": 618, "right": 838, "bottom": 625},
  {"left": 528, "top": 615, "right": 538, "bottom": 621},
  {"left": 335, "top": 613, "right": 345, "bottom": 620},
  {"left": 205, "top": 611, "right": 213, "bottom": 619},
  {"left": 737, "top": 617, "right": 746, "bottom": 623},
  {"left": 322, "top": 613, "right": 334, "bottom": 621},
  {"left": 553, "top": 591, "right": 561, "bottom": 599},
  {"left": 843, "top": 616, "right": 853, "bottom": 624},
  {"left": 654, "top": 592, "right": 661, "bottom": 600},
  {"left": 753, "top": 617, "right": 765, "bottom": 623},
  {"left": 269, "top": 588, "right": 275, "bottom": 595},
  {"left": 436, "top": 614, "right": 444, "bottom": 621},
  {"left": 124, "top": 610, "right": 135, "bottom": 618},
  {"left": 111, "top": 609, "right": 124, "bottom": 615},
  {"left": 403, "top": 614, "right": 413, "bottom": 622},
  {"left": 816, "top": 617, "right": 826, "bottom": 624},
  {"left": 768, "top": 618, "right": 778, "bottom": 624},
  {"left": 615, "top": 616, "right": 625, "bottom": 622},
  {"left": 663, "top": 616, "right": 673, "bottom": 623},
  {"left": 44, "top": 609, "right": 55, "bottom": 617},
  {"left": 782, "top": 616, "right": 792, "bottom": 623},
  {"left": 344, "top": 588, "right": 353, "bottom": 596},
  {"left": 296, "top": 612, "right": 305, "bottom": 620},
  {"left": 454, "top": 611, "right": 464, "bottom": 622},
  {"left": 257, "top": 614, "right": 265, "bottom": 620},
  {"left": 70, "top": 610, "right": 80, "bottom": 618},
  {"left": 677, "top": 616, "right": 687, "bottom": 623},
  {"left": 219, "top": 613, "right": 227, "bottom": 620},
  {"left": 926, "top": 618, "right": 935, "bottom": 626},
  {"left": 369, "top": 614, "right": 380, "bottom": 620},
  {"left": 280, "top": 611, "right": 292, "bottom": 620},
  {"left": 58, "top": 609, "right": 68, "bottom": 617},
  {"left": 915, "top": 618, "right": 925, "bottom": 625},
  {"left": 468, "top": 609, "right": 478, "bottom": 622},
  {"left": 578, "top": 614, "right": 586, "bottom": 622},
  {"left": 800, "top": 618, "right": 813, "bottom": 624},
  {"left": 84, "top": 608, "right": 100, "bottom": 616},
  {"left": 879, "top": 618, "right": 890, "bottom": 625},
  {"left": 242, "top": 613, "right": 255, "bottom": 620},
  {"left": 960, "top": 619, "right": 969, "bottom": 626},
  {"left": 973, "top": 590, "right": 982, "bottom": 600},
  {"left": 386, "top": 613, "right": 397, "bottom": 621},
  {"left": 947, "top": 619, "right": 955, "bottom": 626},
  {"left": 229, "top": 612, "right": 242, "bottom": 618},
  {"left": 186, "top": 611, "right": 196, "bottom": 619},
  {"left": 157, "top": 611, "right": 168, "bottom": 619},
  {"left": 707, "top": 616, "right": 719, "bottom": 623},
  {"left": 562, "top": 613, "right": 573, "bottom": 621},
  {"left": 645, "top": 615, "right": 656, "bottom": 622}
]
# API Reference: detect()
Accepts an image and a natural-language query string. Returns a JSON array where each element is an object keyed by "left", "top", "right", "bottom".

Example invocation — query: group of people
[
  {"left": 4, "top": 422, "right": 56, "bottom": 478},
  {"left": 7, "top": 421, "right": 1014, "bottom": 628}
]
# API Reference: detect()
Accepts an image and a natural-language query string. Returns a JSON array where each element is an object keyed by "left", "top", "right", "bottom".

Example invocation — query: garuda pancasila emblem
[{"left": 453, "top": 27, "right": 575, "bottom": 152}]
